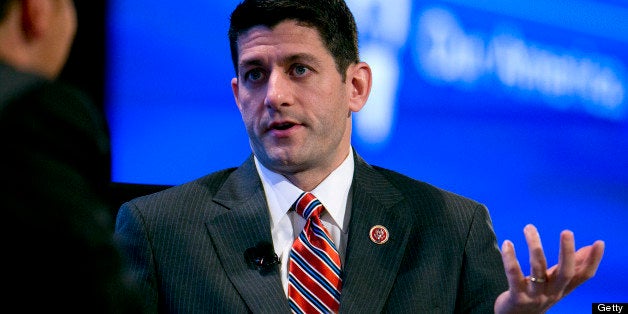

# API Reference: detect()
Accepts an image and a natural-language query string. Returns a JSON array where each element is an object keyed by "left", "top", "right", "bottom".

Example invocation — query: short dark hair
[{"left": 228, "top": 0, "right": 359, "bottom": 80}]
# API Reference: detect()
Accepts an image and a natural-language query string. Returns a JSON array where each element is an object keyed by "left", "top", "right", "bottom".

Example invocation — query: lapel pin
[{"left": 369, "top": 225, "right": 389, "bottom": 244}]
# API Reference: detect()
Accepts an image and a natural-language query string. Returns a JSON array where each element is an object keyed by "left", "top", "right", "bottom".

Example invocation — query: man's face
[{"left": 231, "top": 20, "right": 357, "bottom": 177}]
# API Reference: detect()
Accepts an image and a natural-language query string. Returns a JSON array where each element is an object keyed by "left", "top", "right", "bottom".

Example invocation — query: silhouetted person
[{"left": 0, "top": 0, "right": 141, "bottom": 312}]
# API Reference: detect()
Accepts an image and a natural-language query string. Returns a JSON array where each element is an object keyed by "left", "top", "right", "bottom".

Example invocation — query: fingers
[
  {"left": 564, "top": 240, "right": 606, "bottom": 294},
  {"left": 497, "top": 225, "right": 605, "bottom": 313},
  {"left": 524, "top": 224, "right": 548, "bottom": 294},
  {"left": 500, "top": 240, "right": 526, "bottom": 292},
  {"left": 553, "top": 230, "right": 576, "bottom": 291},
  {"left": 585, "top": 240, "right": 605, "bottom": 277}
]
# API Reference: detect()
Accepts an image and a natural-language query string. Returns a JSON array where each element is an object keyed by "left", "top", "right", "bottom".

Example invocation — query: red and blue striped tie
[{"left": 288, "top": 192, "right": 342, "bottom": 313}]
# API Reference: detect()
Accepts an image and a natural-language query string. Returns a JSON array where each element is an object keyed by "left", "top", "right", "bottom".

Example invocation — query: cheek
[
  {"left": 238, "top": 107, "right": 254, "bottom": 125},
  {"left": 237, "top": 102, "right": 262, "bottom": 131},
  {"left": 311, "top": 104, "right": 347, "bottom": 138},
  {"left": 235, "top": 91, "right": 253, "bottom": 116},
  {"left": 320, "top": 91, "right": 350, "bottom": 121}
]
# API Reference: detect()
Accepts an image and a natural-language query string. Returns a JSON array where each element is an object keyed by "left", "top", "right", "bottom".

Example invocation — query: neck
[{"left": 282, "top": 147, "right": 352, "bottom": 192}]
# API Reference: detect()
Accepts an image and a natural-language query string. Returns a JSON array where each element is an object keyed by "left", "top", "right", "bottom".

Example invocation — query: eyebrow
[
  {"left": 284, "top": 53, "right": 321, "bottom": 68},
  {"left": 239, "top": 58, "right": 263, "bottom": 70},
  {"left": 239, "top": 53, "right": 322, "bottom": 70}
]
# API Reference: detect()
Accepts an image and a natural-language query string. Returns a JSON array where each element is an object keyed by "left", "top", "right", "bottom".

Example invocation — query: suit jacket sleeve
[
  {"left": 457, "top": 203, "right": 507, "bottom": 313},
  {"left": 115, "top": 201, "right": 160, "bottom": 313}
]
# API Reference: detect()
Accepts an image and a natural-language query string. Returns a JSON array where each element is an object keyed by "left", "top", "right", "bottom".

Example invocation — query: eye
[
  {"left": 291, "top": 64, "right": 310, "bottom": 77},
  {"left": 244, "top": 68, "right": 265, "bottom": 82}
]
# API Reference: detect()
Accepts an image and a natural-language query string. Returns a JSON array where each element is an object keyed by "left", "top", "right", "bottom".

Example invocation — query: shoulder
[
  {"left": 360, "top": 163, "right": 488, "bottom": 231},
  {"left": 366, "top": 163, "right": 481, "bottom": 208},
  {"left": 1, "top": 71, "right": 107, "bottom": 140},
  {"left": 30, "top": 80, "right": 103, "bottom": 127},
  {"left": 1, "top": 77, "right": 110, "bottom": 169},
  {"left": 125, "top": 167, "right": 239, "bottom": 206},
  {"left": 0, "top": 62, "right": 100, "bottom": 122},
  {"left": 0, "top": 63, "right": 45, "bottom": 111},
  {"left": 116, "top": 167, "right": 241, "bottom": 230}
]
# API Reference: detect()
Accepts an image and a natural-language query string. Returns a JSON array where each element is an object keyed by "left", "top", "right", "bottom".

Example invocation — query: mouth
[
  {"left": 265, "top": 120, "right": 302, "bottom": 138},
  {"left": 268, "top": 121, "right": 297, "bottom": 131}
]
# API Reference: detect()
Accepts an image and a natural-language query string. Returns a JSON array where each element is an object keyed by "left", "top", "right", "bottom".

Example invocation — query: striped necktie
[{"left": 288, "top": 192, "right": 342, "bottom": 313}]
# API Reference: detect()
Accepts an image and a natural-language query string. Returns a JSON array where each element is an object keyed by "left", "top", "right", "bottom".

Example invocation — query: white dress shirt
[{"left": 254, "top": 151, "right": 354, "bottom": 296}]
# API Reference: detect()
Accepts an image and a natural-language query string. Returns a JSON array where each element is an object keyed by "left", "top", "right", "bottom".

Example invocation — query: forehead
[{"left": 236, "top": 20, "right": 330, "bottom": 64}]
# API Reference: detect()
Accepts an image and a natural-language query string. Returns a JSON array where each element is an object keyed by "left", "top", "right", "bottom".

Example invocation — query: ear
[
  {"left": 346, "top": 61, "right": 372, "bottom": 113},
  {"left": 20, "top": 0, "right": 50, "bottom": 40},
  {"left": 231, "top": 77, "right": 243, "bottom": 112}
]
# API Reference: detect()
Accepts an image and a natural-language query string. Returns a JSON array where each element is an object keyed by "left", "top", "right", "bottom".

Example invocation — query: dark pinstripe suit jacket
[{"left": 115, "top": 152, "right": 508, "bottom": 313}]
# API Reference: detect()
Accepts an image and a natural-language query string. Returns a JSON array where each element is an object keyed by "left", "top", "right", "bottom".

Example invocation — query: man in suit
[
  {"left": 114, "top": 0, "right": 605, "bottom": 313},
  {"left": 0, "top": 0, "right": 140, "bottom": 312}
]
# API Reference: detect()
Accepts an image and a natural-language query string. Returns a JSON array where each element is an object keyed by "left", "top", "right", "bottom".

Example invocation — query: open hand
[{"left": 494, "top": 224, "right": 605, "bottom": 313}]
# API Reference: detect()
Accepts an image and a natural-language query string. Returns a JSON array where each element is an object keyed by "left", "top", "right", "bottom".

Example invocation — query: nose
[{"left": 264, "top": 70, "right": 291, "bottom": 109}]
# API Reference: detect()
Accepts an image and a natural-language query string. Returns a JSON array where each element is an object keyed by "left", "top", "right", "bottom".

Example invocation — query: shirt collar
[{"left": 254, "top": 150, "right": 354, "bottom": 231}]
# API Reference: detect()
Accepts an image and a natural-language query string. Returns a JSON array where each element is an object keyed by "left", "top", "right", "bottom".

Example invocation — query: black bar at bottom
[{"left": 592, "top": 303, "right": 628, "bottom": 313}]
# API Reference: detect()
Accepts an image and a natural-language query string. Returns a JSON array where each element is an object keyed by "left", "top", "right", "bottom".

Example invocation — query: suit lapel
[
  {"left": 340, "top": 154, "right": 410, "bottom": 313},
  {"left": 204, "top": 153, "right": 409, "bottom": 312},
  {"left": 206, "top": 156, "right": 290, "bottom": 313}
]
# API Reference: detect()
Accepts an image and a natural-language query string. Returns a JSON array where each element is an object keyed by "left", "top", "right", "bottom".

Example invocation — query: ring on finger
[{"left": 529, "top": 275, "right": 547, "bottom": 283}]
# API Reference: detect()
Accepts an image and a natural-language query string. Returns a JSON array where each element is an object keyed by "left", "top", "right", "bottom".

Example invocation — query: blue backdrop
[{"left": 106, "top": 0, "right": 627, "bottom": 311}]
